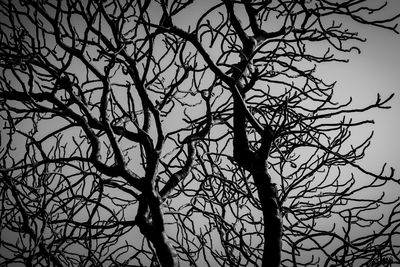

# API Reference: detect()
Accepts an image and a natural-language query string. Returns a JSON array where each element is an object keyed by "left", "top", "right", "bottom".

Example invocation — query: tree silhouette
[{"left": 1, "top": 0, "right": 399, "bottom": 266}]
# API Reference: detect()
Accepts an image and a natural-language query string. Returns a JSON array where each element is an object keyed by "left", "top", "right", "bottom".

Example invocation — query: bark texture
[
  {"left": 252, "top": 158, "right": 283, "bottom": 267},
  {"left": 232, "top": 82, "right": 283, "bottom": 267},
  {"left": 136, "top": 195, "right": 179, "bottom": 267}
]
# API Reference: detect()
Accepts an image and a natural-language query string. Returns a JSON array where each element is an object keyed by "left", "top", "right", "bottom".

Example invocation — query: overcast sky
[{"left": 318, "top": 3, "right": 400, "bottom": 173}]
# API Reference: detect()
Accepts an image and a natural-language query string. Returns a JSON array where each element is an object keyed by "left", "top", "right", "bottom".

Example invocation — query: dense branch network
[{"left": 0, "top": 1, "right": 399, "bottom": 266}]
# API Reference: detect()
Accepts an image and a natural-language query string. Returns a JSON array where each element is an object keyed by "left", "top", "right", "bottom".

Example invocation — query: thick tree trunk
[
  {"left": 136, "top": 196, "right": 179, "bottom": 267},
  {"left": 232, "top": 88, "right": 283, "bottom": 266},
  {"left": 151, "top": 231, "right": 179, "bottom": 267},
  {"left": 137, "top": 216, "right": 179, "bottom": 267},
  {"left": 252, "top": 167, "right": 283, "bottom": 267},
  {"left": 232, "top": 113, "right": 283, "bottom": 266},
  {"left": 227, "top": 14, "right": 282, "bottom": 261}
]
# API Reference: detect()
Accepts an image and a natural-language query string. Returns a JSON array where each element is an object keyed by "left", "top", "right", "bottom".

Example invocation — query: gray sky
[{"left": 320, "top": 10, "right": 400, "bottom": 173}]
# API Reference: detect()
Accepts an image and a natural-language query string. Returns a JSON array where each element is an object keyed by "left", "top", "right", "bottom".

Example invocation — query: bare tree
[{"left": 1, "top": 0, "right": 399, "bottom": 266}]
